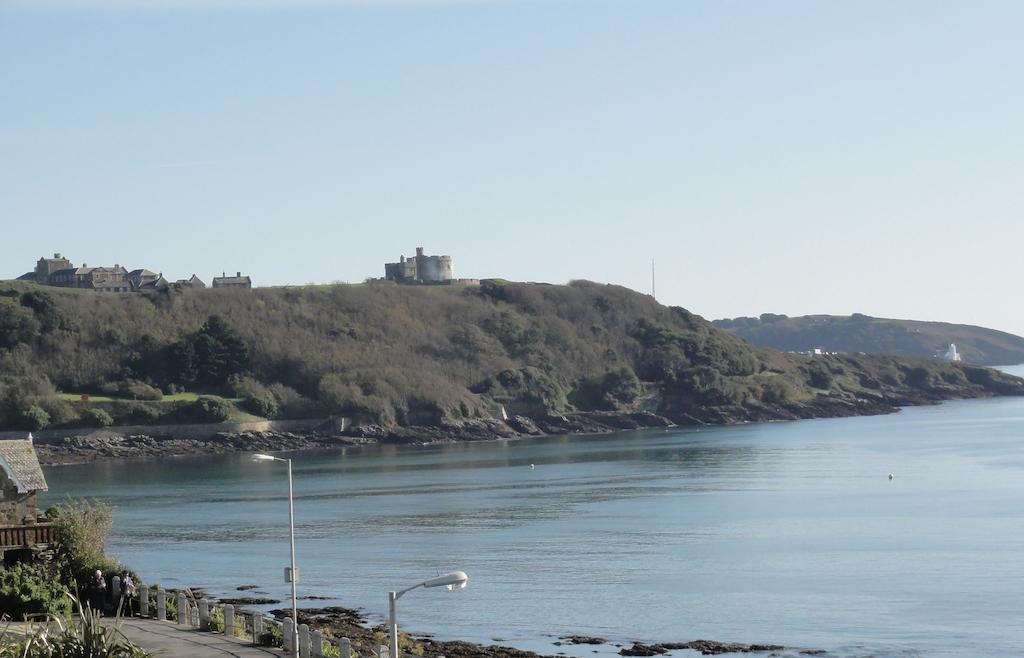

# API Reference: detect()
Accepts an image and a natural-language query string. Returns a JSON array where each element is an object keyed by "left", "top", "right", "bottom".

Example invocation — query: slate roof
[
  {"left": 139, "top": 276, "right": 169, "bottom": 289},
  {"left": 175, "top": 275, "right": 206, "bottom": 287},
  {"left": 213, "top": 276, "right": 252, "bottom": 285},
  {"left": 51, "top": 267, "right": 93, "bottom": 276},
  {"left": 0, "top": 440, "right": 48, "bottom": 493}
]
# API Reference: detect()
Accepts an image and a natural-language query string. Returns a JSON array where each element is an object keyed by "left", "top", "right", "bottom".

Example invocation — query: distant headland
[{"left": 714, "top": 313, "right": 1024, "bottom": 366}]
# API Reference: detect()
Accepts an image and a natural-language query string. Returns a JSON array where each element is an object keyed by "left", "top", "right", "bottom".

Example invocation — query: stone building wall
[
  {"left": 385, "top": 247, "right": 454, "bottom": 283},
  {"left": 35, "top": 254, "right": 72, "bottom": 279},
  {"left": 0, "top": 485, "right": 38, "bottom": 526},
  {"left": 384, "top": 258, "right": 417, "bottom": 281},
  {"left": 415, "top": 254, "right": 453, "bottom": 282}
]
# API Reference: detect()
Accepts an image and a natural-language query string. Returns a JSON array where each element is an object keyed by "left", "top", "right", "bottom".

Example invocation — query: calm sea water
[{"left": 42, "top": 366, "right": 1024, "bottom": 658}]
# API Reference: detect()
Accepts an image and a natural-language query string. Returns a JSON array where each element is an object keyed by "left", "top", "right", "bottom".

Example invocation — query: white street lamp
[
  {"left": 253, "top": 453, "right": 299, "bottom": 658},
  {"left": 387, "top": 571, "right": 468, "bottom": 658}
]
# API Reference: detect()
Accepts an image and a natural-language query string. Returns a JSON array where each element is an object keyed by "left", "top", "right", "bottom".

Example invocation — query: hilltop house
[
  {"left": 128, "top": 268, "right": 160, "bottom": 290},
  {"left": 175, "top": 274, "right": 206, "bottom": 289},
  {"left": 212, "top": 272, "right": 252, "bottom": 289},
  {"left": 34, "top": 253, "right": 72, "bottom": 280},
  {"left": 18, "top": 254, "right": 234, "bottom": 293},
  {"left": 49, "top": 264, "right": 131, "bottom": 292},
  {"left": 0, "top": 438, "right": 53, "bottom": 563},
  {"left": 23, "top": 254, "right": 132, "bottom": 292}
]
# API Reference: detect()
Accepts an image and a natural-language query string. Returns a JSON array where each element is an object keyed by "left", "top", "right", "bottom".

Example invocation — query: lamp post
[
  {"left": 253, "top": 454, "right": 299, "bottom": 658},
  {"left": 387, "top": 571, "right": 468, "bottom": 658}
]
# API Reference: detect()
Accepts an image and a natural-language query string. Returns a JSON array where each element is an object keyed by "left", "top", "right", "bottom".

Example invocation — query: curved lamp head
[
  {"left": 252, "top": 454, "right": 277, "bottom": 462},
  {"left": 422, "top": 571, "right": 468, "bottom": 591}
]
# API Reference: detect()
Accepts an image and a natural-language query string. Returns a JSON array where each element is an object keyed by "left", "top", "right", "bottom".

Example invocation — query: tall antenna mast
[{"left": 651, "top": 258, "right": 656, "bottom": 301}]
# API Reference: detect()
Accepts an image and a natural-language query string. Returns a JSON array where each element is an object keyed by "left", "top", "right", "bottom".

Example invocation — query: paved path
[{"left": 115, "top": 618, "right": 285, "bottom": 658}]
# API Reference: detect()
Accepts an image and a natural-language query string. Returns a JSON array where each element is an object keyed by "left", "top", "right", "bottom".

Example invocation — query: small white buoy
[
  {"left": 888, "top": 473, "right": 894, "bottom": 481},
  {"left": 530, "top": 464, "right": 535, "bottom": 470}
]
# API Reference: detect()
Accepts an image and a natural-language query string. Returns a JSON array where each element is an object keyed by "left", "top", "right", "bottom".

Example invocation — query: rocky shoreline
[
  {"left": 255, "top": 602, "right": 817, "bottom": 658},
  {"left": 33, "top": 386, "right": 1008, "bottom": 466}
]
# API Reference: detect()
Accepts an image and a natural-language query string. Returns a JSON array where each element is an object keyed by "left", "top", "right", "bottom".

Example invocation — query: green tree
[
  {"left": 169, "top": 315, "right": 249, "bottom": 388},
  {"left": 51, "top": 499, "right": 118, "bottom": 591},
  {"left": 0, "top": 303, "right": 41, "bottom": 349},
  {"left": 243, "top": 392, "right": 280, "bottom": 419},
  {"left": 193, "top": 396, "right": 232, "bottom": 422},
  {"left": 22, "top": 404, "right": 50, "bottom": 431},
  {"left": 83, "top": 408, "right": 114, "bottom": 428}
]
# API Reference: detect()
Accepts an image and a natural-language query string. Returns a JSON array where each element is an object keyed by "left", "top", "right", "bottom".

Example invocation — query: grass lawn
[
  {"left": 54, "top": 391, "right": 266, "bottom": 424},
  {"left": 56, "top": 393, "right": 117, "bottom": 402},
  {"left": 57, "top": 391, "right": 242, "bottom": 403},
  {"left": 227, "top": 409, "right": 266, "bottom": 423}
]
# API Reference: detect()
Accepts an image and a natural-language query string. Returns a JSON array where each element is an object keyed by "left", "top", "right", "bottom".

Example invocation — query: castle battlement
[{"left": 384, "top": 246, "right": 453, "bottom": 284}]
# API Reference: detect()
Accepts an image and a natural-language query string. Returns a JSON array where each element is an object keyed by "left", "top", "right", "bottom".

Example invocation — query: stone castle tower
[{"left": 385, "top": 247, "right": 453, "bottom": 283}]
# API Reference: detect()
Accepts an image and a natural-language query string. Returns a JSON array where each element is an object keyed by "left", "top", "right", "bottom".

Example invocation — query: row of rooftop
[
  {"left": 19, "top": 254, "right": 252, "bottom": 292},
  {"left": 13, "top": 247, "right": 463, "bottom": 292}
]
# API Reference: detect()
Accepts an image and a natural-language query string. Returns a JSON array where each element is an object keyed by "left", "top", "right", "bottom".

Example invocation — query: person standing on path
[
  {"left": 88, "top": 570, "right": 107, "bottom": 615},
  {"left": 120, "top": 571, "right": 136, "bottom": 616}
]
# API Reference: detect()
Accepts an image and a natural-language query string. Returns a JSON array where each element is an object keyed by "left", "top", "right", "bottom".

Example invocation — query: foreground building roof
[{"left": 0, "top": 439, "right": 49, "bottom": 494}]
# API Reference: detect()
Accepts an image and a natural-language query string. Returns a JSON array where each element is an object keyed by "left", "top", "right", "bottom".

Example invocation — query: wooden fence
[{"left": 0, "top": 523, "right": 54, "bottom": 550}]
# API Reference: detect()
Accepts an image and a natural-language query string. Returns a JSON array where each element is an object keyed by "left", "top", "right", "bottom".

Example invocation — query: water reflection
[{"left": 41, "top": 394, "right": 1024, "bottom": 658}]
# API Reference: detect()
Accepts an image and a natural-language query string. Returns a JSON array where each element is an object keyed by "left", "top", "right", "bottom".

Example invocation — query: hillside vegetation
[
  {"left": 0, "top": 280, "right": 1021, "bottom": 432},
  {"left": 714, "top": 313, "right": 1024, "bottom": 366}
]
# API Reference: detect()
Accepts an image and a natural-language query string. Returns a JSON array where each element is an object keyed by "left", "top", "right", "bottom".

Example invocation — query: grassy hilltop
[
  {"left": 714, "top": 314, "right": 1024, "bottom": 366},
  {"left": 1, "top": 280, "right": 1021, "bottom": 432}
]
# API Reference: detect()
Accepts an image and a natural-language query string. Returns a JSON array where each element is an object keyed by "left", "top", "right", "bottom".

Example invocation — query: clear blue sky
[{"left": 2, "top": 1, "right": 1022, "bottom": 335}]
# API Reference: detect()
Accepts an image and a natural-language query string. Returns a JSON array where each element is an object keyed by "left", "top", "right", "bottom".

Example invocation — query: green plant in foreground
[
  {"left": 0, "top": 593, "right": 150, "bottom": 658},
  {"left": 256, "top": 621, "right": 282, "bottom": 647},
  {"left": 208, "top": 607, "right": 224, "bottom": 633},
  {"left": 0, "top": 563, "right": 70, "bottom": 619}
]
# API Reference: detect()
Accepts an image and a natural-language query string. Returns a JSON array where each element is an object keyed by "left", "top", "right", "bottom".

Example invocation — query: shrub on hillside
[
  {"left": 0, "top": 302, "right": 41, "bottom": 349},
  {"left": 483, "top": 367, "right": 569, "bottom": 411},
  {"left": 232, "top": 376, "right": 282, "bottom": 418},
  {"left": 38, "top": 396, "right": 77, "bottom": 427},
  {"left": 124, "top": 402, "right": 164, "bottom": 424},
  {"left": 124, "top": 382, "right": 163, "bottom": 401},
  {"left": 191, "top": 397, "right": 232, "bottom": 422},
  {"left": 761, "top": 377, "right": 796, "bottom": 404},
  {"left": 806, "top": 362, "right": 834, "bottom": 389},
  {"left": 602, "top": 367, "right": 642, "bottom": 406},
  {"left": 103, "top": 327, "right": 129, "bottom": 346},
  {"left": 904, "top": 366, "right": 933, "bottom": 389},
  {"left": 83, "top": 408, "right": 115, "bottom": 428},
  {"left": 569, "top": 367, "right": 642, "bottom": 411},
  {"left": 268, "top": 383, "right": 315, "bottom": 418},
  {"left": 243, "top": 392, "right": 280, "bottom": 419},
  {"left": 22, "top": 404, "right": 50, "bottom": 431},
  {"left": 100, "top": 380, "right": 163, "bottom": 401}
]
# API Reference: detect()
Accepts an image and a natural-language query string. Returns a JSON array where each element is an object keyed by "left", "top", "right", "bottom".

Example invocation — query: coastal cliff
[{"left": 2, "top": 279, "right": 1023, "bottom": 463}]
